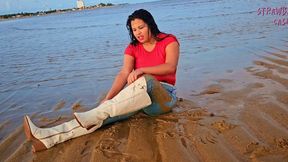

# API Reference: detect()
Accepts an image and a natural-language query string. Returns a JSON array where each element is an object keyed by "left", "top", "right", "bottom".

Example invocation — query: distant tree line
[
  {"left": 0, "top": 3, "right": 114, "bottom": 20},
  {"left": 98, "top": 3, "right": 113, "bottom": 7}
]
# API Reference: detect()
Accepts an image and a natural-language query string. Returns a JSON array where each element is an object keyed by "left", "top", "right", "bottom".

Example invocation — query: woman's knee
[
  {"left": 142, "top": 74, "right": 159, "bottom": 93},
  {"left": 143, "top": 74, "right": 157, "bottom": 83}
]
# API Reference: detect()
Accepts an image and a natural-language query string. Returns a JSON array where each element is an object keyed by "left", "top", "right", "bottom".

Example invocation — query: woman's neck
[{"left": 143, "top": 37, "right": 156, "bottom": 46}]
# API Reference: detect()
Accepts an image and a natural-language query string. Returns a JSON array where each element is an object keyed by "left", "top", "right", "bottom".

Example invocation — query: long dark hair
[{"left": 126, "top": 9, "right": 165, "bottom": 46}]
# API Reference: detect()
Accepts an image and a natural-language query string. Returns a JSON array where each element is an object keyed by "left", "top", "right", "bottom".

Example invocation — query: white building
[{"left": 77, "top": 0, "right": 85, "bottom": 9}]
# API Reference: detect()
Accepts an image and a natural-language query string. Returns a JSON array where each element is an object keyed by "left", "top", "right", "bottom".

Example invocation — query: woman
[{"left": 23, "top": 9, "right": 180, "bottom": 152}]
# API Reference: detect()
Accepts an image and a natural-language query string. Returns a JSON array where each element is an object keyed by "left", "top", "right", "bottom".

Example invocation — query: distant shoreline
[{"left": 0, "top": 3, "right": 123, "bottom": 21}]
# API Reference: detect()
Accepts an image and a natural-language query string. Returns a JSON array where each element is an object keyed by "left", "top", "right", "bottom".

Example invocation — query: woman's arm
[
  {"left": 127, "top": 42, "right": 179, "bottom": 84},
  {"left": 102, "top": 55, "right": 134, "bottom": 102}
]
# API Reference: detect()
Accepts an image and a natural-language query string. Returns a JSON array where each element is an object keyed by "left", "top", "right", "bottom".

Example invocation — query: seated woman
[{"left": 23, "top": 9, "right": 180, "bottom": 152}]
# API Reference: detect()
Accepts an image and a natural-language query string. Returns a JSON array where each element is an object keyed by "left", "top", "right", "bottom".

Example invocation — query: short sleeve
[
  {"left": 124, "top": 44, "right": 135, "bottom": 57},
  {"left": 164, "top": 34, "right": 179, "bottom": 46}
]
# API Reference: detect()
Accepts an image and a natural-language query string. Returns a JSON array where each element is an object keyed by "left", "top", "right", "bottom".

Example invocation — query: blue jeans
[{"left": 102, "top": 75, "right": 177, "bottom": 126}]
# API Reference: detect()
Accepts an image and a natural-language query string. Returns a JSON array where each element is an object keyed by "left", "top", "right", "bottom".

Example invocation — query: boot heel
[
  {"left": 23, "top": 116, "right": 47, "bottom": 152},
  {"left": 23, "top": 116, "right": 32, "bottom": 141}
]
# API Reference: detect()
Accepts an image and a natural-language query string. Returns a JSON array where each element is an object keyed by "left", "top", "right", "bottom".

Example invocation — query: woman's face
[{"left": 131, "top": 18, "right": 151, "bottom": 43}]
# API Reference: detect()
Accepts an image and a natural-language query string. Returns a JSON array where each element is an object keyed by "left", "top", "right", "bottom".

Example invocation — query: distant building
[{"left": 77, "top": 0, "right": 85, "bottom": 9}]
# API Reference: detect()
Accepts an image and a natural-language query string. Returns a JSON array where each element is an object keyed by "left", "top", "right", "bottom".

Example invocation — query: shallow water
[{"left": 0, "top": 0, "right": 287, "bottom": 139}]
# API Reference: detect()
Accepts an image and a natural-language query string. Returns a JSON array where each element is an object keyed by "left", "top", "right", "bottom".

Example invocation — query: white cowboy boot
[
  {"left": 74, "top": 76, "right": 152, "bottom": 129},
  {"left": 23, "top": 115, "right": 99, "bottom": 152}
]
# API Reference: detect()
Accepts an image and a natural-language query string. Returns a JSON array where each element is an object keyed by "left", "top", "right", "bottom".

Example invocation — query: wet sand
[
  {"left": 1, "top": 47, "right": 287, "bottom": 161},
  {"left": 1, "top": 0, "right": 288, "bottom": 160}
]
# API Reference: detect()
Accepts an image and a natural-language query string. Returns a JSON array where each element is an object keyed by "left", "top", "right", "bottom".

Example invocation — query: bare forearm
[
  {"left": 105, "top": 72, "right": 128, "bottom": 100},
  {"left": 140, "top": 63, "right": 176, "bottom": 75}
]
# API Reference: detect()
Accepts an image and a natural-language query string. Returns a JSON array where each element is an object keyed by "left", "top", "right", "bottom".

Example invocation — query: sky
[{"left": 0, "top": 0, "right": 157, "bottom": 15}]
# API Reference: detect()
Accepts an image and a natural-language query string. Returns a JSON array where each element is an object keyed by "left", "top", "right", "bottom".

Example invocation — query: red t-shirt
[{"left": 124, "top": 33, "right": 179, "bottom": 85}]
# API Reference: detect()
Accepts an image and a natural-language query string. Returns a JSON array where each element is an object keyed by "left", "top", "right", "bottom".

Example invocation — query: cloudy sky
[{"left": 0, "top": 0, "right": 156, "bottom": 15}]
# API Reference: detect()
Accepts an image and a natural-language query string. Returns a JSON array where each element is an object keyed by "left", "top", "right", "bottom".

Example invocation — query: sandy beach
[{"left": 1, "top": 47, "right": 287, "bottom": 161}]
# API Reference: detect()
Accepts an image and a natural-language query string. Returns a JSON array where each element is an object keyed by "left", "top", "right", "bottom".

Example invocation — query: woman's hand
[{"left": 127, "top": 69, "right": 144, "bottom": 85}]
